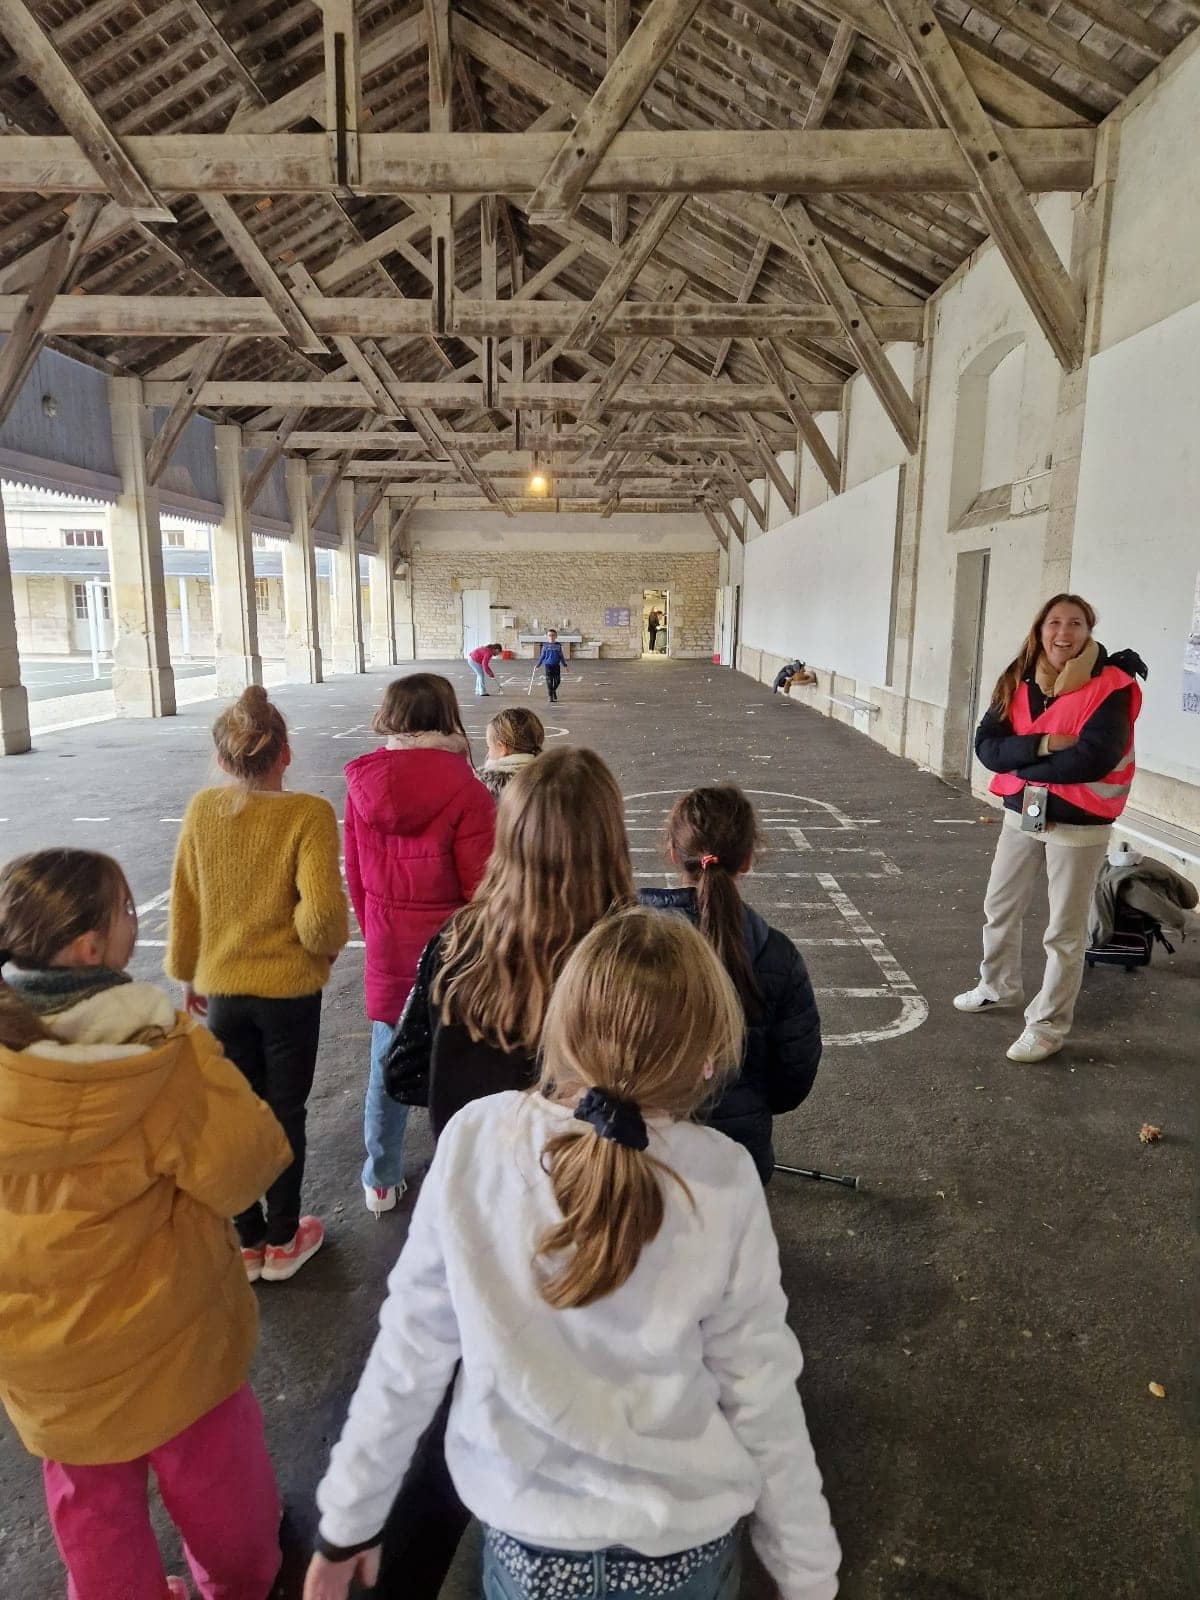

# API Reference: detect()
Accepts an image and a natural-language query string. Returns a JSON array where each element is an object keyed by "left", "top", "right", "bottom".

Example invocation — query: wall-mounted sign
[{"left": 604, "top": 606, "right": 632, "bottom": 627}]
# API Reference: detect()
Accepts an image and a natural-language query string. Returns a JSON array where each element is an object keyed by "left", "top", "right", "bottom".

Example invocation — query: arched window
[{"left": 949, "top": 336, "right": 1025, "bottom": 527}]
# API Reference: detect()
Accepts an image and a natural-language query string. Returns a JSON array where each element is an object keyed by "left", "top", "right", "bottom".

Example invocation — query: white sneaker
[
  {"left": 363, "top": 1182, "right": 406, "bottom": 1216},
  {"left": 953, "top": 984, "right": 1019, "bottom": 1013},
  {"left": 1006, "top": 1028, "right": 1063, "bottom": 1064}
]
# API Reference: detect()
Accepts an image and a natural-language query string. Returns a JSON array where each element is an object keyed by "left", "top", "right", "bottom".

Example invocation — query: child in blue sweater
[{"left": 535, "top": 630, "right": 569, "bottom": 703}]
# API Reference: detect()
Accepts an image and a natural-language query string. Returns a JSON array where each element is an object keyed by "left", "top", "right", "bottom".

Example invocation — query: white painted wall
[
  {"left": 742, "top": 468, "right": 901, "bottom": 685},
  {"left": 1071, "top": 297, "right": 1200, "bottom": 788}
]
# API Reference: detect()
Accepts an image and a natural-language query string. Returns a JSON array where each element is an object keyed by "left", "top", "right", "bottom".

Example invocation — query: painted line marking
[
  {"left": 933, "top": 818, "right": 978, "bottom": 824},
  {"left": 134, "top": 889, "right": 172, "bottom": 917},
  {"left": 74, "top": 816, "right": 111, "bottom": 822},
  {"left": 160, "top": 817, "right": 183, "bottom": 823}
]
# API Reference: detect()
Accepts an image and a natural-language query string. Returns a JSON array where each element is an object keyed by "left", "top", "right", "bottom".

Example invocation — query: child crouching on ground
[
  {"left": 480, "top": 706, "right": 545, "bottom": 798},
  {"left": 305, "top": 910, "right": 840, "bottom": 1600},
  {"left": 0, "top": 848, "right": 291, "bottom": 1600}
]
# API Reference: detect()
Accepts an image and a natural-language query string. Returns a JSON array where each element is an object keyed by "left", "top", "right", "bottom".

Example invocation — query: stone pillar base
[
  {"left": 0, "top": 682, "right": 31, "bottom": 755},
  {"left": 286, "top": 646, "right": 323, "bottom": 684},
  {"left": 215, "top": 655, "right": 264, "bottom": 699},
  {"left": 332, "top": 643, "right": 366, "bottom": 676},
  {"left": 112, "top": 665, "right": 177, "bottom": 718}
]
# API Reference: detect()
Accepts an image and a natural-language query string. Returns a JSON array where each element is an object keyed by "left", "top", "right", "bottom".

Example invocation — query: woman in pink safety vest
[{"left": 954, "top": 593, "right": 1145, "bottom": 1065}]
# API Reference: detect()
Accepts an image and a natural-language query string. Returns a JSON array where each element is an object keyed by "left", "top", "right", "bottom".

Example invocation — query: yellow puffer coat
[{"left": 0, "top": 1013, "right": 290, "bottom": 1465}]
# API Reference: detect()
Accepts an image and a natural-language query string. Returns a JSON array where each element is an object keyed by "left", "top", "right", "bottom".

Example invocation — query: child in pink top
[{"left": 467, "top": 643, "right": 502, "bottom": 697}]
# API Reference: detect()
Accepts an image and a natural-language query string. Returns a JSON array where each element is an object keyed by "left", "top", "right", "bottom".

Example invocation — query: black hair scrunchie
[{"left": 573, "top": 1087, "right": 649, "bottom": 1152}]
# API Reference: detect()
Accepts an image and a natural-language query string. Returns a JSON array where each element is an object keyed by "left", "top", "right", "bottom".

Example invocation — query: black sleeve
[
  {"left": 384, "top": 935, "right": 442, "bottom": 1106},
  {"left": 974, "top": 702, "right": 1043, "bottom": 774},
  {"left": 1009, "top": 687, "right": 1133, "bottom": 785},
  {"left": 762, "top": 938, "right": 823, "bottom": 1114}
]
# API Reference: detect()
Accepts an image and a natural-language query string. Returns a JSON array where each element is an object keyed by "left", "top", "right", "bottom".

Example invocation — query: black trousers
[
  {"left": 648, "top": 626, "right": 658, "bottom": 651},
  {"left": 545, "top": 664, "right": 561, "bottom": 701},
  {"left": 205, "top": 991, "right": 322, "bottom": 1247},
  {"left": 375, "top": 1382, "right": 470, "bottom": 1598}
]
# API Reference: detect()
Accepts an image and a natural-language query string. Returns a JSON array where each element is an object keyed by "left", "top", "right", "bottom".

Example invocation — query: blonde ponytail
[{"left": 534, "top": 911, "right": 743, "bottom": 1310}]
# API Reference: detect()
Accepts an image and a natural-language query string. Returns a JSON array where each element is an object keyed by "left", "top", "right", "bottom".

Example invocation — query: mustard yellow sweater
[{"left": 167, "top": 788, "right": 349, "bottom": 999}]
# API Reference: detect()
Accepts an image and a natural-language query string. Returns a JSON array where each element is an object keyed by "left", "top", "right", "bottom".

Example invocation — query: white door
[
  {"left": 69, "top": 581, "right": 113, "bottom": 654},
  {"left": 460, "top": 589, "right": 491, "bottom": 656}
]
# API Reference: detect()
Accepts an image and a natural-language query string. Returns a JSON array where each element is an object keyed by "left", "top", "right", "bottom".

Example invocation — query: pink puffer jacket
[{"left": 343, "top": 742, "right": 496, "bottom": 1024}]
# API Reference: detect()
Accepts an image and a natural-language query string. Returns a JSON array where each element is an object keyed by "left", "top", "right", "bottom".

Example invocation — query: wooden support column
[
  {"left": 426, "top": 0, "right": 454, "bottom": 331},
  {"left": 0, "top": 496, "right": 31, "bottom": 755},
  {"left": 368, "top": 499, "right": 398, "bottom": 667},
  {"left": 283, "top": 454, "right": 323, "bottom": 683},
  {"left": 211, "top": 424, "right": 263, "bottom": 697},
  {"left": 107, "top": 376, "right": 176, "bottom": 718},
  {"left": 330, "top": 480, "right": 365, "bottom": 675},
  {"left": 321, "top": 0, "right": 362, "bottom": 190},
  {"left": 528, "top": 0, "right": 703, "bottom": 224},
  {"left": 880, "top": 0, "right": 1085, "bottom": 371}
]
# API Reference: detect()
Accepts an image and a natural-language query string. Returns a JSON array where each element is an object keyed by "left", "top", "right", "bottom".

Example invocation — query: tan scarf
[{"left": 1034, "top": 638, "right": 1099, "bottom": 700}]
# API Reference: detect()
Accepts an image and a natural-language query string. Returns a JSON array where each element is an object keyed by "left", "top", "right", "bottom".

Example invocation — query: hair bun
[{"left": 238, "top": 684, "right": 271, "bottom": 713}]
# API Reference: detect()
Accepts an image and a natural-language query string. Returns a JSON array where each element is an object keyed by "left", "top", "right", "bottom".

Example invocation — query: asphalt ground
[
  {"left": 20, "top": 657, "right": 218, "bottom": 701},
  {"left": 0, "top": 658, "right": 1194, "bottom": 1600}
]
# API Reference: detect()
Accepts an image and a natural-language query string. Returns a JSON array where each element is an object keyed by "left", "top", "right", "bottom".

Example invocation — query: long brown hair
[
  {"left": 664, "top": 786, "right": 762, "bottom": 1018},
  {"left": 487, "top": 706, "right": 545, "bottom": 757},
  {"left": 990, "top": 593, "right": 1097, "bottom": 714},
  {"left": 535, "top": 910, "right": 744, "bottom": 1310},
  {"left": 433, "top": 748, "right": 634, "bottom": 1054},
  {"left": 0, "top": 849, "right": 132, "bottom": 1050},
  {"left": 212, "top": 684, "right": 288, "bottom": 782},
  {"left": 373, "top": 673, "right": 469, "bottom": 748}
]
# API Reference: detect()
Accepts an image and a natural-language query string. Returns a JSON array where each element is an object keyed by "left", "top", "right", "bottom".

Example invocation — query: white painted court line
[
  {"left": 135, "top": 889, "right": 172, "bottom": 917},
  {"left": 74, "top": 816, "right": 111, "bottom": 822}
]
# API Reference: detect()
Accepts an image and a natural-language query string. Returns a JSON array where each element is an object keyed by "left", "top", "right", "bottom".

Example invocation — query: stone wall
[
  {"left": 13, "top": 576, "right": 72, "bottom": 655},
  {"left": 410, "top": 549, "right": 719, "bottom": 660}
]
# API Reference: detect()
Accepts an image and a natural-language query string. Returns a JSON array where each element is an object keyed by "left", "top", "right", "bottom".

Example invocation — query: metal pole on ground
[{"left": 86, "top": 579, "right": 102, "bottom": 679}]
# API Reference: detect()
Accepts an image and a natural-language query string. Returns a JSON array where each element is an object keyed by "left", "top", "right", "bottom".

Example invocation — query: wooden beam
[
  {"left": 805, "top": 22, "right": 857, "bottom": 129},
  {"left": 701, "top": 503, "right": 730, "bottom": 551},
  {"left": 243, "top": 407, "right": 303, "bottom": 509},
  {"left": 753, "top": 339, "right": 842, "bottom": 492},
  {"left": 354, "top": 482, "right": 386, "bottom": 536},
  {"left": 709, "top": 194, "right": 787, "bottom": 381},
  {"left": 737, "top": 413, "right": 798, "bottom": 518},
  {"left": 144, "top": 379, "right": 845, "bottom": 412},
  {"left": 529, "top": 0, "right": 703, "bottom": 224},
  {"left": 724, "top": 457, "right": 768, "bottom": 532},
  {"left": 198, "top": 194, "right": 327, "bottom": 355},
  {"left": 0, "top": 129, "right": 1097, "bottom": 197},
  {"left": 566, "top": 195, "right": 688, "bottom": 352},
  {"left": 0, "top": 0, "right": 172, "bottom": 222},
  {"left": 321, "top": 0, "right": 362, "bottom": 190},
  {"left": 579, "top": 271, "right": 688, "bottom": 423},
  {"left": 0, "top": 196, "right": 103, "bottom": 426},
  {"left": 881, "top": 0, "right": 1085, "bottom": 371},
  {"left": 778, "top": 201, "right": 921, "bottom": 455},
  {"left": 605, "top": 0, "right": 631, "bottom": 245},
  {"left": 425, "top": 0, "right": 454, "bottom": 330},
  {"left": 144, "top": 337, "right": 229, "bottom": 486}
]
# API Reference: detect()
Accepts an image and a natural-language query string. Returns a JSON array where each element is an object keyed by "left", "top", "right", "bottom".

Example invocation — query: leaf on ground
[
  {"left": 1139, "top": 1123, "right": 1163, "bottom": 1144},
  {"left": 1148, "top": 1382, "right": 1166, "bottom": 1398}
]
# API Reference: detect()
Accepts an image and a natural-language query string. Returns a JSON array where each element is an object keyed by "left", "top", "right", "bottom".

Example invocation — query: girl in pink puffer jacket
[{"left": 343, "top": 675, "right": 495, "bottom": 1215}]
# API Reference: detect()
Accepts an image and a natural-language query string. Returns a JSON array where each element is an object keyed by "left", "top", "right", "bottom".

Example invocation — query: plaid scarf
[{"left": 3, "top": 965, "right": 131, "bottom": 1017}]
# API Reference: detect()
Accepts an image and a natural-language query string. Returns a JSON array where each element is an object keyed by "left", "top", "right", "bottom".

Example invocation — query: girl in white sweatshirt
[{"left": 305, "top": 909, "right": 840, "bottom": 1600}]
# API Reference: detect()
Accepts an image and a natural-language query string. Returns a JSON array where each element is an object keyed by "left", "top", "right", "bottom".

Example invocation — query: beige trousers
[{"left": 978, "top": 823, "right": 1109, "bottom": 1043}]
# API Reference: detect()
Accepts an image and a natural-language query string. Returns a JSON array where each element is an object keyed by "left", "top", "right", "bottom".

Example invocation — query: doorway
[
  {"left": 69, "top": 580, "right": 112, "bottom": 656},
  {"left": 642, "top": 589, "right": 668, "bottom": 656},
  {"left": 460, "top": 588, "right": 491, "bottom": 656},
  {"left": 945, "top": 550, "right": 990, "bottom": 781}
]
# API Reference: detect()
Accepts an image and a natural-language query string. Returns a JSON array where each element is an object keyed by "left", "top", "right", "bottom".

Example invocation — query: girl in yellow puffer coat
[{"left": 0, "top": 847, "right": 292, "bottom": 1600}]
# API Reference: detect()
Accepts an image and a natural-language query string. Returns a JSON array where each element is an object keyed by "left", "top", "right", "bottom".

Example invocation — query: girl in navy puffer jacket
[{"left": 639, "top": 786, "right": 822, "bottom": 1182}]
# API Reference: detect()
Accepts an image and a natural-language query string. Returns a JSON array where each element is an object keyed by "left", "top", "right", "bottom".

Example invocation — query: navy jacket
[{"left": 638, "top": 886, "right": 823, "bottom": 1182}]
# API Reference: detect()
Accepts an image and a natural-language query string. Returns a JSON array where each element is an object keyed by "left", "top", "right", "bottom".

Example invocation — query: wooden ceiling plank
[
  {"left": 753, "top": 337, "right": 842, "bottom": 490},
  {"left": 0, "top": 194, "right": 103, "bottom": 425},
  {"left": 182, "top": 0, "right": 267, "bottom": 108},
  {"left": 199, "top": 192, "right": 328, "bottom": 355},
  {"left": 527, "top": 0, "right": 704, "bottom": 224},
  {"left": 144, "top": 335, "right": 230, "bottom": 485},
  {"left": 882, "top": 0, "right": 1085, "bottom": 370},
  {"left": 0, "top": 0, "right": 173, "bottom": 222}
]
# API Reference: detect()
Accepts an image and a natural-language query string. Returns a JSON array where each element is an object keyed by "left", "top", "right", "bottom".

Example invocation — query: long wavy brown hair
[
  {"left": 989, "top": 593, "right": 1096, "bottom": 715},
  {"left": 433, "top": 747, "right": 634, "bottom": 1054},
  {"left": 535, "top": 910, "right": 744, "bottom": 1310}
]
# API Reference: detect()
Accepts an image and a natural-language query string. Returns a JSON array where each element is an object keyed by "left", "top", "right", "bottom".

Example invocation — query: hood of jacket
[
  {"left": 636, "top": 885, "right": 772, "bottom": 962},
  {"left": 0, "top": 1020, "right": 188, "bottom": 1174},
  {"left": 345, "top": 743, "right": 479, "bottom": 835}
]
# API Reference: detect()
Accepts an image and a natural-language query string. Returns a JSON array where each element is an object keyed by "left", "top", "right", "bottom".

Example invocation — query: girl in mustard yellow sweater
[{"left": 168, "top": 686, "right": 348, "bottom": 1282}]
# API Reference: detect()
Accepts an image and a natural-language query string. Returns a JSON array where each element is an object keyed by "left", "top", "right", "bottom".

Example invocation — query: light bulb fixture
[{"left": 526, "top": 449, "right": 550, "bottom": 498}]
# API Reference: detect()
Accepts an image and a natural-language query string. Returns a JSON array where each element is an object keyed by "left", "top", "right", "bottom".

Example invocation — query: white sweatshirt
[{"left": 316, "top": 1091, "right": 840, "bottom": 1600}]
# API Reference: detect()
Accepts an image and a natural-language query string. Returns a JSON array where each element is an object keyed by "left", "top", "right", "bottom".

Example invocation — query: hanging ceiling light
[{"left": 526, "top": 450, "right": 550, "bottom": 497}]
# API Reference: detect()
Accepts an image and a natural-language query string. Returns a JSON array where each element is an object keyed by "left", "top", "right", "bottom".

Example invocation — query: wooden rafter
[
  {"left": 198, "top": 194, "right": 327, "bottom": 355},
  {"left": 0, "top": 196, "right": 103, "bottom": 426},
  {"left": 737, "top": 413, "right": 798, "bottom": 518},
  {"left": 321, "top": 0, "right": 362, "bottom": 190},
  {"left": 144, "top": 336, "right": 229, "bottom": 486},
  {"left": 528, "top": 0, "right": 703, "bottom": 225},
  {"left": 881, "top": 0, "right": 1086, "bottom": 371},
  {"left": 753, "top": 338, "right": 842, "bottom": 492},
  {"left": 243, "top": 407, "right": 304, "bottom": 509},
  {"left": 565, "top": 195, "right": 687, "bottom": 351},
  {"left": 0, "top": 0, "right": 173, "bottom": 222},
  {"left": 605, "top": 0, "right": 631, "bottom": 246},
  {"left": 426, "top": 0, "right": 455, "bottom": 330}
]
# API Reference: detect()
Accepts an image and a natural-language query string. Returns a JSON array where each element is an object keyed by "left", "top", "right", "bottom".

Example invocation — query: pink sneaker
[
  {"left": 242, "top": 1245, "right": 265, "bottom": 1283},
  {"left": 261, "top": 1217, "right": 325, "bottom": 1281}
]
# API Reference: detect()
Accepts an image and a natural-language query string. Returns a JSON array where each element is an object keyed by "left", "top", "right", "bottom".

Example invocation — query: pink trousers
[{"left": 42, "top": 1383, "right": 281, "bottom": 1600}]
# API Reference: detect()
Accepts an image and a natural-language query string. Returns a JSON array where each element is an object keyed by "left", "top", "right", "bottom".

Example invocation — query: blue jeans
[
  {"left": 468, "top": 658, "right": 489, "bottom": 695},
  {"left": 482, "top": 1531, "right": 740, "bottom": 1600},
  {"left": 362, "top": 1020, "right": 409, "bottom": 1190}
]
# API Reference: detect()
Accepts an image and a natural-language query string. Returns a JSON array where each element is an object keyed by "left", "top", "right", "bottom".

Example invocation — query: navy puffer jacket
[{"left": 638, "top": 886, "right": 823, "bottom": 1182}]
